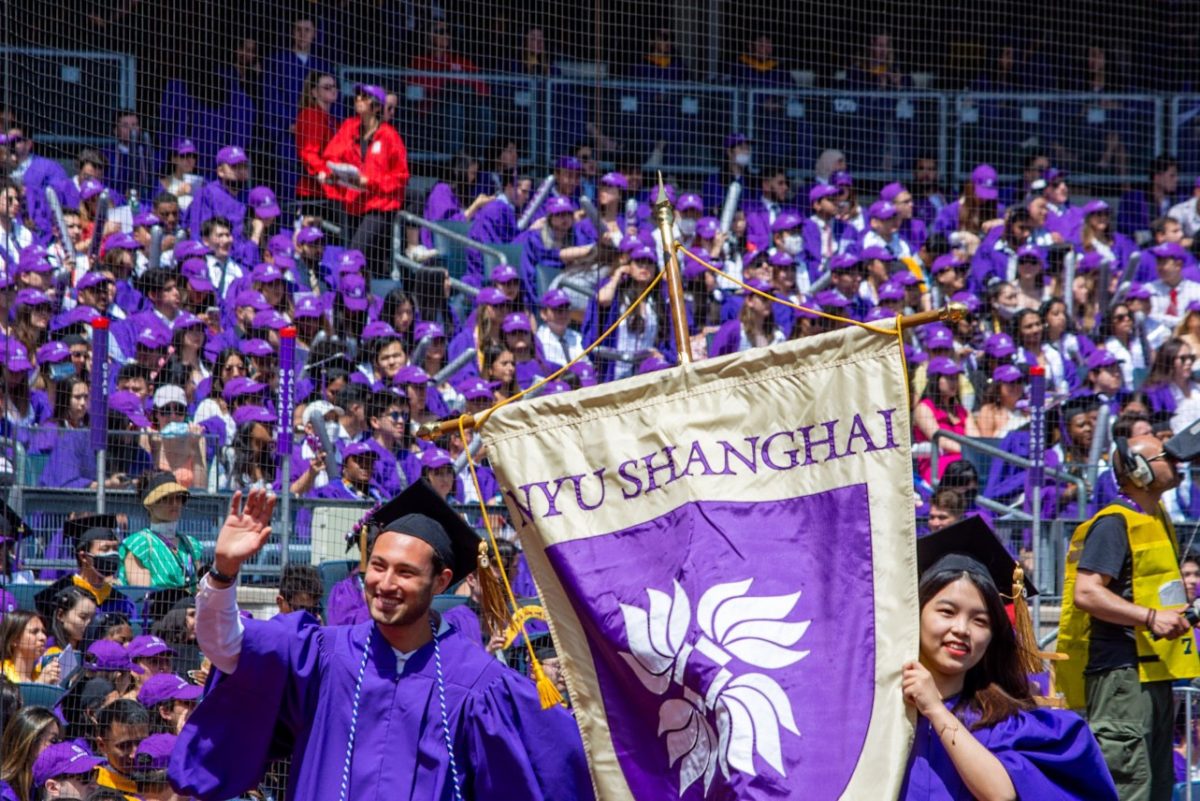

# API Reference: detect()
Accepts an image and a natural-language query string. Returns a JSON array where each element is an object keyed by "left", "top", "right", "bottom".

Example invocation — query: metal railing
[{"left": 930, "top": 429, "right": 1089, "bottom": 507}]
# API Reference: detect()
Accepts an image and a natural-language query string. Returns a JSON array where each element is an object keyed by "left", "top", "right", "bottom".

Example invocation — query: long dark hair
[
  {"left": 918, "top": 568, "right": 1036, "bottom": 729},
  {"left": 52, "top": 376, "right": 89, "bottom": 426},
  {"left": 49, "top": 586, "right": 94, "bottom": 651},
  {"left": 1009, "top": 308, "right": 1042, "bottom": 350},
  {"left": 1146, "top": 336, "right": 1189, "bottom": 388}
]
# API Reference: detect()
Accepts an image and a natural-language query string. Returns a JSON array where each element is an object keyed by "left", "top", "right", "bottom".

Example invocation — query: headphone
[{"left": 1114, "top": 436, "right": 1155, "bottom": 489}]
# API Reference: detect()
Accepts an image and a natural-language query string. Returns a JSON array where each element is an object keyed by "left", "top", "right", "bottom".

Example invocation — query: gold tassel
[
  {"left": 1011, "top": 565, "right": 1044, "bottom": 676},
  {"left": 530, "top": 659, "right": 565, "bottom": 709},
  {"left": 476, "top": 541, "right": 511, "bottom": 641}
]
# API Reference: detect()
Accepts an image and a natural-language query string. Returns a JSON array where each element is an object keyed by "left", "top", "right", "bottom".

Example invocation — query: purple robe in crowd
[
  {"left": 188, "top": 179, "right": 248, "bottom": 241},
  {"left": 326, "top": 571, "right": 369, "bottom": 626},
  {"left": 421, "top": 182, "right": 468, "bottom": 249},
  {"left": 18, "top": 155, "right": 68, "bottom": 245},
  {"left": 0, "top": 587, "right": 16, "bottom": 620},
  {"left": 262, "top": 49, "right": 333, "bottom": 203},
  {"left": 101, "top": 141, "right": 157, "bottom": 202},
  {"left": 54, "top": 174, "right": 125, "bottom": 210},
  {"left": 442, "top": 600, "right": 484, "bottom": 646},
  {"left": 158, "top": 77, "right": 256, "bottom": 171},
  {"left": 169, "top": 614, "right": 594, "bottom": 801},
  {"left": 465, "top": 197, "right": 519, "bottom": 288},
  {"left": 900, "top": 700, "right": 1117, "bottom": 800},
  {"left": 1116, "top": 189, "right": 1177, "bottom": 238},
  {"left": 743, "top": 198, "right": 798, "bottom": 254},
  {"left": 931, "top": 199, "right": 1007, "bottom": 237}
]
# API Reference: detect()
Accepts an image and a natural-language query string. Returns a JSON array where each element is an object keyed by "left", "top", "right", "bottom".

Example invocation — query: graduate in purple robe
[
  {"left": 902, "top": 520, "right": 1117, "bottom": 801},
  {"left": 171, "top": 483, "right": 593, "bottom": 801}
]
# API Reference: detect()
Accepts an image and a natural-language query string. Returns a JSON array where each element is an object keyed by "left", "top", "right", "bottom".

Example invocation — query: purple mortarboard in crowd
[
  {"left": 768, "top": 251, "right": 795, "bottom": 270},
  {"left": 905, "top": 343, "right": 928, "bottom": 365},
  {"left": 238, "top": 338, "right": 274, "bottom": 358},
  {"left": 927, "top": 356, "right": 963, "bottom": 376},
  {"left": 676, "top": 193, "right": 704, "bottom": 213},
  {"left": 362, "top": 320, "right": 399, "bottom": 340},
  {"left": 16, "top": 256, "right": 52, "bottom": 276},
  {"left": 475, "top": 287, "right": 509, "bottom": 306},
  {"left": 724, "top": 132, "right": 749, "bottom": 149},
  {"left": 984, "top": 332, "right": 1017, "bottom": 359},
  {"left": 248, "top": 186, "right": 281, "bottom": 219},
  {"left": 414, "top": 321, "right": 445, "bottom": 341},
  {"left": 877, "top": 282, "right": 906, "bottom": 302},
  {"left": 394, "top": 365, "right": 431, "bottom": 386},
  {"left": 339, "top": 273, "right": 370, "bottom": 311},
  {"left": 859, "top": 245, "right": 893, "bottom": 263},
  {"left": 599, "top": 172, "right": 627, "bottom": 190},
  {"left": 173, "top": 138, "right": 197, "bottom": 155},
  {"left": 867, "top": 201, "right": 898, "bottom": 220},
  {"left": 809, "top": 184, "right": 840, "bottom": 204},
  {"left": 950, "top": 291, "right": 981, "bottom": 315},
  {"left": 100, "top": 232, "right": 139, "bottom": 256},
  {"left": 931, "top": 253, "right": 964, "bottom": 274},
  {"left": 138, "top": 673, "right": 200, "bottom": 707},
  {"left": 831, "top": 170, "right": 853, "bottom": 187},
  {"left": 131, "top": 733, "right": 178, "bottom": 774},
  {"left": 32, "top": 742, "right": 105, "bottom": 789},
  {"left": 490, "top": 264, "right": 520, "bottom": 284},
  {"left": 971, "top": 164, "right": 999, "bottom": 200},
  {"left": 296, "top": 225, "right": 324, "bottom": 245},
  {"left": 540, "top": 379, "right": 573, "bottom": 395},
  {"left": 540, "top": 288, "right": 571, "bottom": 309},
  {"left": 15, "top": 288, "right": 51, "bottom": 309},
  {"left": 922, "top": 323, "right": 956, "bottom": 351},
  {"left": 232, "top": 405, "right": 274, "bottom": 426},
  {"left": 36, "top": 341, "right": 70, "bottom": 364},
  {"left": 1077, "top": 251, "right": 1108, "bottom": 273},
  {"left": 1151, "top": 242, "right": 1188, "bottom": 261},
  {"left": 417, "top": 447, "right": 452, "bottom": 469},
  {"left": 637, "top": 355, "right": 671, "bottom": 375},
  {"left": 1125, "top": 283, "right": 1152, "bottom": 301},
  {"left": 87, "top": 639, "right": 143, "bottom": 672},
  {"left": 1082, "top": 199, "right": 1110, "bottom": 217},
  {"left": 879, "top": 182, "right": 906, "bottom": 203},
  {"left": 51, "top": 306, "right": 98, "bottom": 332},
  {"left": 555, "top": 155, "right": 582, "bottom": 172},
  {"left": 76, "top": 271, "right": 111, "bottom": 293},
  {"left": 829, "top": 253, "right": 860, "bottom": 271},
  {"left": 457, "top": 376, "right": 499, "bottom": 401},
  {"left": 181, "top": 260, "right": 215, "bottom": 293},
  {"left": 695, "top": 217, "right": 720, "bottom": 240},
  {"left": 771, "top": 211, "right": 803, "bottom": 233},
  {"left": 174, "top": 240, "right": 211, "bottom": 260},
  {"left": 251, "top": 263, "right": 286, "bottom": 284},
  {"left": 892, "top": 270, "right": 919, "bottom": 287},
  {"left": 340, "top": 440, "right": 376, "bottom": 461},
  {"left": 216, "top": 146, "right": 248, "bottom": 166},
  {"left": 1016, "top": 245, "right": 1046, "bottom": 266},
  {"left": 1, "top": 340, "right": 33, "bottom": 372},
  {"left": 133, "top": 211, "right": 162, "bottom": 229},
  {"left": 273, "top": 252, "right": 296, "bottom": 270},
  {"left": 743, "top": 277, "right": 774, "bottom": 295},
  {"left": 268, "top": 233, "right": 295, "bottom": 257},
  {"left": 294, "top": 294, "right": 323, "bottom": 318},
  {"left": 1086, "top": 348, "right": 1122, "bottom": 370},
  {"left": 136, "top": 326, "right": 171, "bottom": 351},
  {"left": 993, "top": 364, "right": 1024, "bottom": 383},
  {"left": 336, "top": 250, "right": 366, "bottom": 274},
  {"left": 129, "top": 634, "right": 175, "bottom": 659},
  {"left": 543, "top": 196, "right": 575, "bottom": 216},
  {"left": 865, "top": 307, "right": 897, "bottom": 323},
  {"left": 252, "top": 310, "right": 290, "bottom": 331},
  {"left": 355, "top": 84, "right": 387, "bottom": 106},
  {"left": 222, "top": 377, "right": 267, "bottom": 401},
  {"left": 501, "top": 312, "right": 533, "bottom": 334},
  {"left": 814, "top": 290, "right": 850, "bottom": 309},
  {"left": 80, "top": 177, "right": 105, "bottom": 201}
]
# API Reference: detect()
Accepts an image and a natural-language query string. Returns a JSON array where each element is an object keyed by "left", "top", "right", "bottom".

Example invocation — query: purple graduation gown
[
  {"left": 900, "top": 701, "right": 1117, "bottom": 801},
  {"left": 327, "top": 571, "right": 370, "bottom": 626},
  {"left": 169, "top": 614, "right": 595, "bottom": 801}
]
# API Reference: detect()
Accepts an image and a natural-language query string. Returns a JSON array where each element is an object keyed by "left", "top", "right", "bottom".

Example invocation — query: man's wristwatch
[{"left": 208, "top": 565, "right": 239, "bottom": 586}]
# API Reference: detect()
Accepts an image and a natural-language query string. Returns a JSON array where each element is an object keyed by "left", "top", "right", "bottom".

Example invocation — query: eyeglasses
[
  {"left": 1112, "top": 313, "right": 1131, "bottom": 322},
  {"left": 1178, "top": 355, "right": 1197, "bottom": 364},
  {"left": 387, "top": 411, "right": 407, "bottom": 422}
]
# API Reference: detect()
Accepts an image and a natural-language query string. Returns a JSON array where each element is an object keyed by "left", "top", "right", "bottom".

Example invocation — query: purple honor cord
[{"left": 337, "top": 619, "right": 463, "bottom": 801}]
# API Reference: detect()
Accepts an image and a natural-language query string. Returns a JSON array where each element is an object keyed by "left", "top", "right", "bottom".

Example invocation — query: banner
[{"left": 483, "top": 325, "right": 918, "bottom": 800}]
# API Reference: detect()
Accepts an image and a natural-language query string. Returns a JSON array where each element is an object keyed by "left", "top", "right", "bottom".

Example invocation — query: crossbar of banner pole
[{"left": 416, "top": 302, "right": 965, "bottom": 441}]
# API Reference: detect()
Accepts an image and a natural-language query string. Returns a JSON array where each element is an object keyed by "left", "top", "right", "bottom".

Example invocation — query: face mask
[
  {"left": 782, "top": 234, "right": 803, "bottom": 256},
  {"left": 734, "top": 152, "right": 752, "bottom": 168},
  {"left": 678, "top": 218, "right": 697, "bottom": 238},
  {"left": 994, "top": 302, "right": 1020, "bottom": 321},
  {"left": 91, "top": 552, "right": 120, "bottom": 578},
  {"left": 150, "top": 520, "right": 178, "bottom": 540}
]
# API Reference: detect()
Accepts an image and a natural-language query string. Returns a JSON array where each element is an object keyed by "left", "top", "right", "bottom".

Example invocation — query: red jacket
[
  {"left": 295, "top": 106, "right": 336, "bottom": 200},
  {"left": 321, "top": 118, "right": 409, "bottom": 216}
]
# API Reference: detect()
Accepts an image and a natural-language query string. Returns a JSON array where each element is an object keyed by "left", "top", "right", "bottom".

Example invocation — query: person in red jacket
[
  {"left": 320, "top": 83, "right": 410, "bottom": 277},
  {"left": 294, "top": 70, "right": 338, "bottom": 213}
]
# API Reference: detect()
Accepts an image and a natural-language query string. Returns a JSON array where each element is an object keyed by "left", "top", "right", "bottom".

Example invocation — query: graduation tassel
[
  {"left": 530, "top": 657, "right": 565, "bottom": 708},
  {"left": 476, "top": 540, "right": 510, "bottom": 641},
  {"left": 1010, "top": 564, "right": 1044, "bottom": 676}
]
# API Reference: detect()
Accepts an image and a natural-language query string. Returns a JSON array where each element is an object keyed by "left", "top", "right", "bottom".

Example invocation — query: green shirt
[{"left": 118, "top": 527, "right": 204, "bottom": 589}]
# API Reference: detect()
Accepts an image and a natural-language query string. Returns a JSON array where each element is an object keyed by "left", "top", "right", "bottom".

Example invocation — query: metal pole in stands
[
  {"left": 90, "top": 317, "right": 111, "bottom": 514},
  {"left": 652, "top": 173, "right": 693, "bottom": 366},
  {"left": 1028, "top": 364, "right": 1047, "bottom": 635},
  {"left": 277, "top": 326, "right": 297, "bottom": 568}
]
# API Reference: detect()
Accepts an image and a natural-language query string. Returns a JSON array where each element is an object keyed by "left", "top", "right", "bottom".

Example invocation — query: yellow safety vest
[{"left": 1059, "top": 502, "right": 1200, "bottom": 709}]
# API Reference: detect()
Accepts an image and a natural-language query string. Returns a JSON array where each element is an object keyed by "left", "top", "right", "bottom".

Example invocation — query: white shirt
[
  {"left": 1169, "top": 197, "right": 1200, "bottom": 238},
  {"left": 205, "top": 254, "right": 246, "bottom": 300},
  {"left": 1104, "top": 335, "right": 1146, "bottom": 390},
  {"left": 536, "top": 324, "right": 587, "bottom": 367},
  {"left": 1148, "top": 278, "right": 1200, "bottom": 331}
]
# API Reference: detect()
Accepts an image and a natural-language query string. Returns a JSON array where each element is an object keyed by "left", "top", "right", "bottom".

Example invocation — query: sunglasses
[
  {"left": 1112, "top": 313, "right": 1131, "bottom": 322},
  {"left": 158, "top": 404, "right": 187, "bottom": 416},
  {"left": 1178, "top": 355, "right": 1197, "bottom": 364},
  {"left": 387, "top": 411, "right": 407, "bottom": 422}
]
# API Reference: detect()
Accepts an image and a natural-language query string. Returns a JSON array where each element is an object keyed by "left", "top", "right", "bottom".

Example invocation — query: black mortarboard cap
[
  {"left": 144, "top": 588, "right": 194, "bottom": 625},
  {"left": 0, "top": 500, "right": 26, "bottom": 543},
  {"left": 916, "top": 515, "right": 1038, "bottom": 599},
  {"left": 1060, "top": 391, "right": 1101, "bottom": 420},
  {"left": 63, "top": 514, "right": 119, "bottom": 550},
  {"left": 369, "top": 479, "right": 480, "bottom": 584}
]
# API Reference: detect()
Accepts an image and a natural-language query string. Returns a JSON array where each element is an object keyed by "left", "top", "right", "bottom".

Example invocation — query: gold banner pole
[{"left": 652, "top": 172, "right": 693, "bottom": 366}]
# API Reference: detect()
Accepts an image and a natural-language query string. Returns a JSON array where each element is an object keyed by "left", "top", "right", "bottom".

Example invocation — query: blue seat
[
  {"left": 484, "top": 243, "right": 524, "bottom": 281},
  {"left": 1173, "top": 781, "right": 1200, "bottom": 801},
  {"left": 17, "top": 681, "right": 64, "bottom": 708},
  {"left": 432, "top": 220, "right": 474, "bottom": 280}
]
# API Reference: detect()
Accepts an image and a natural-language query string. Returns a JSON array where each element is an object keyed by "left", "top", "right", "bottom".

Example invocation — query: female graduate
[{"left": 902, "top": 519, "right": 1118, "bottom": 800}]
